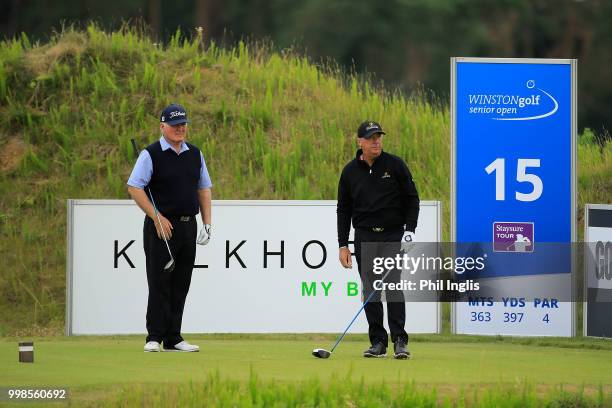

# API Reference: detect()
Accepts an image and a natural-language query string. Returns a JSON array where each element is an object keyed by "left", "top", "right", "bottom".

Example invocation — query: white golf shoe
[
  {"left": 164, "top": 341, "right": 199, "bottom": 352},
  {"left": 144, "top": 341, "right": 161, "bottom": 352}
]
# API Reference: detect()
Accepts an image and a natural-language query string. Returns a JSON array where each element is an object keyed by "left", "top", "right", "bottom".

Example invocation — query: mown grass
[
  {"left": 3, "top": 332, "right": 612, "bottom": 350},
  {"left": 0, "top": 336, "right": 610, "bottom": 407},
  {"left": 0, "top": 24, "right": 610, "bottom": 332}
]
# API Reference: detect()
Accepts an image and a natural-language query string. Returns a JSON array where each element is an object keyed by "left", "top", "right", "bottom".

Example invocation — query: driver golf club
[
  {"left": 312, "top": 264, "right": 395, "bottom": 359},
  {"left": 131, "top": 139, "right": 176, "bottom": 273}
]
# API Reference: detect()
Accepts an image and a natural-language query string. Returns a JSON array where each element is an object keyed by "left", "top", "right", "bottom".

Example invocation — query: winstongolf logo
[{"left": 467, "top": 80, "right": 558, "bottom": 120}]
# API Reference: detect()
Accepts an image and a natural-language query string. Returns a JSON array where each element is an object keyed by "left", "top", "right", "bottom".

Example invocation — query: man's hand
[
  {"left": 339, "top": 246, "right": 352, "bottom": 269},
  {"left": 401, "top": 231, "right": 415, "bottom": 253},
  {"left": 153, "top": 214, "right": 173, "bottom": 240},
  {"left": 128, "top": 186, "right": 174, "bottom": 240},
  {"left": 197, "top": 224, "right": 211, "bottom": 245}
]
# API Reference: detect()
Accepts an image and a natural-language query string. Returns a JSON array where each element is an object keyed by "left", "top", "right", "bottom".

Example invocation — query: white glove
[
  {"left": 197, "top": 224, "right": 211, "bottom": 245},
  {"left": 401, "top": 231, "right": 415, "bottom": 253}
]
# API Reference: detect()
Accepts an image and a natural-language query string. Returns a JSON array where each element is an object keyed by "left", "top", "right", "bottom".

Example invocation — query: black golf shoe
[
  {"left": 363, "top": 342, "right": 387, "bottom": 358},
  {"left": 393, "top": 339, "right": 410, "bottom": 360}
]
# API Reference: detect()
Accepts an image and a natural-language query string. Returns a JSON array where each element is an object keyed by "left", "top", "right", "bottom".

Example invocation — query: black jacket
[{"left": 337, "top": 149, "right": 420, "bottom": 247}]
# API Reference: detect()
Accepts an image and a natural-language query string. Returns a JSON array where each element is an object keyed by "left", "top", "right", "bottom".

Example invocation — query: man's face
[
  {"left": 358, "top": 133, "right": 383, "bottom": 157},
  {"left": 160, "top": 122, "right": 188, "bottom": 144}
]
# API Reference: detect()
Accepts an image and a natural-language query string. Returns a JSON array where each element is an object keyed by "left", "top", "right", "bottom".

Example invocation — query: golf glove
[
  {"left": 401, "top": 231, "right": 415, "bottom": 253},
  {"left": 197, "top": 224, "right": 212, "bottom": 245}
]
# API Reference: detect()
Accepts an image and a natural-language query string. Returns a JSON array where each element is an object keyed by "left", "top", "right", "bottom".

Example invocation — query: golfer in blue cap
[{"left": 127, "top": 104, "right": 213, "bottom": 352}]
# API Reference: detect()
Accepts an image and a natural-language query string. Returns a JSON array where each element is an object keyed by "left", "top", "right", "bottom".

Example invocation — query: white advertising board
[
  {"left": 584, "top": 204, "right": 612, "bottom": 338},
  {"left": 67, "top": 200, "right": 441, "bottom": 335}
]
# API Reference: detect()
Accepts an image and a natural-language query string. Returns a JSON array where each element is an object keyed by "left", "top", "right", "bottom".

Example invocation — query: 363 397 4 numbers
[{"left": 469, "top": 311, "right": 551, "bottom": 323}]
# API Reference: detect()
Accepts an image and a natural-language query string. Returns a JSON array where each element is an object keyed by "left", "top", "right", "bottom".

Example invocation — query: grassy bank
[{"left": 0, "top": 25, "right": 610, "bottom": 332}]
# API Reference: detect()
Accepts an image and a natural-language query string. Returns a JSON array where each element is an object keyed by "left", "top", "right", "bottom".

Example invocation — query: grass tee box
[{"left": 0, "top": 335, "right": 610, "bottom": 406}]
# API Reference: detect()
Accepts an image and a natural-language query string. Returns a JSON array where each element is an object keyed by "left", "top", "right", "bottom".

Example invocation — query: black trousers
[
  {"left": 354, "top": 227, "right": 408, "bottom": 347},
  {"left": 143, "top": 216, "right": 197, "bottom": 346}
]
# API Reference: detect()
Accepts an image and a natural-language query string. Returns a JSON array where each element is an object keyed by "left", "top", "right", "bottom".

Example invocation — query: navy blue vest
[{"left": 145, "top": 141, "right": 201, "bottom": 216}]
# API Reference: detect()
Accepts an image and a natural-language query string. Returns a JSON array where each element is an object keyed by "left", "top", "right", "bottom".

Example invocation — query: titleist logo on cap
[{"left": 160, "top": 104, "right": 188, "bottom": 123}]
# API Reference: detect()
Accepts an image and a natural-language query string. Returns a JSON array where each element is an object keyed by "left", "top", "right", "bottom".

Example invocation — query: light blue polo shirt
[{"left": 127, "top": 136, "right": 213, "bottom": 189}]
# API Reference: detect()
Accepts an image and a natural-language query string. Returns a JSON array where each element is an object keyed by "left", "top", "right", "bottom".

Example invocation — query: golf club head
[
  {"left": 312, "top": 348, "right": 331, "bottom": 359},
  {"left": 164, "top": 259, "right": 175, "bottom": 273}
]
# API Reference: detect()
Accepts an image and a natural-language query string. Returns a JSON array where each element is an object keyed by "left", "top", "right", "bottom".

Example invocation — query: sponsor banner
[
  {"left": 451, "top": 58, "right": 576, "bottom": 336},
  {"left": 586, "top": 207, "right": 612, "bottom": 291},
  {"left": 66, "top": 200, "right": 441, "bottom": 335},
  {"left": 584, "top": 204, "right": 612, "bottom": 338}
]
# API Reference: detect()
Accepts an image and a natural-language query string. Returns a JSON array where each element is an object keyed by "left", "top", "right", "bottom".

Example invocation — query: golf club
[
  {"left": 131, "top": 139, "right": 176, "bottom": 273},
  {"left": 312, "top": 263, "right": 396, "bottom": 359}
]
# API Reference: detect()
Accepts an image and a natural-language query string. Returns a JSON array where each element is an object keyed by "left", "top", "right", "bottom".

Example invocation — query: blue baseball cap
[
  {"left": 160, "top": 104, "right": 189, "bottom": 125},
  {"left": 357, "top": 121, "right": 385, "bottom": 139}
]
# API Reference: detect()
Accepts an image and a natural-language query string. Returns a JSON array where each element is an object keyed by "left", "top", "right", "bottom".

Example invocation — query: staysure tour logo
[{"left": 467, "top": 80, "right": 558, "bottom": 121}]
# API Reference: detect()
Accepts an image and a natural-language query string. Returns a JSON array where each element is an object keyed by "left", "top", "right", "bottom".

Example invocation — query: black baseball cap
[
  {"left": 160, "top": 104, "right": 189, "bottom": 125},
  {"left": 357, "top": 121, "right": 385, "bottom": 139}
]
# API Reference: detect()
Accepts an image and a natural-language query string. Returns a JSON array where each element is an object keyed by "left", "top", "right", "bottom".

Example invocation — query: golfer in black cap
[
  {"left": 337, "top": 121, "right": 420, "bottom": 359},
  {"left": 128, "top": 104, "right": 212, "bottom": 352}
]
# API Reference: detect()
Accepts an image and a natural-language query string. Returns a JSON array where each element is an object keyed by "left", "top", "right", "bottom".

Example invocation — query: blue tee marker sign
[{"left": 451, "top": 58, "right": 576, "bottom": 336}]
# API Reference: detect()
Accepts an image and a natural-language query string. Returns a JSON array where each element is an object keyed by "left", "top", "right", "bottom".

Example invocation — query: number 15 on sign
[{"left": 485, "top": 158, "right": 543, "bottom": 202}]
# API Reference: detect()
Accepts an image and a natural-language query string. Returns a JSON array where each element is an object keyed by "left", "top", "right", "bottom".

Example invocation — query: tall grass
[
  {"left": 0, "top": 24, "right": 610, "bottom": 332},
  {"left": 99, "top": 371, "right": 607, "bottom": 408}
]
